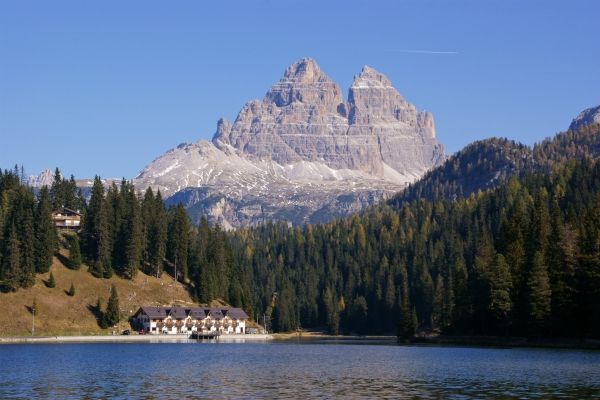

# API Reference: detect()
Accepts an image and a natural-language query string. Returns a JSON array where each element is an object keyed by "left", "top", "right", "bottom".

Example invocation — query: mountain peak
[
  {"left": 264, "top": 58, "right": 341, "bottom": 108},
  {"left": 569, "top": 105, "right": 600, "bottom": 131},
  {"left": 283, "top": 58, "right": 323, "bottom": 81},
  {"left": 136, "top": 58, "right": 445, "bottom": 227},
  {"left": 351, "top": 65, "right": 394, "bottom": 89},
  {"left": 28, "top": 168, "right": 54, "bottom": 188},
  {"left": 212, "top": 58, "right": 442, "bottom": 176}
]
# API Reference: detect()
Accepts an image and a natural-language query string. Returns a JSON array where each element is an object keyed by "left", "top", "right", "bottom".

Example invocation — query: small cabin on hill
[
  {"left": 133, "top": 306, "right": 249, "bottom": 335},
  {"left": 52, "top": 207, "right": 81, "bottom": 230}
]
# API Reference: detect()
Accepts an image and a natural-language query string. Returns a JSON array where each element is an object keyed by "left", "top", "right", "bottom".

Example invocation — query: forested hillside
[
  {"left": 0, "top": 171, "right": 252, "bottom": 316},
  {"left": 232, "top": 157, "right": 600, "bottom": 338},
  {"left": 2, "top": 123, "right": 600, "bottom": 340},
  {"left": 0, "top": 168, "right": 55, "bottom": 291},
  {"left": 389, "top": 123, "right": 600, "bottom": 207}
]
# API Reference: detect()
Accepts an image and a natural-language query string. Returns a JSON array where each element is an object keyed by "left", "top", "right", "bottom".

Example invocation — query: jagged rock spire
[{"left": 213, "top": 58, "right": 443, "bottom": 176}]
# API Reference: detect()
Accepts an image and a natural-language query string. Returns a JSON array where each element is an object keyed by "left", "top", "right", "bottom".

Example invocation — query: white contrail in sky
[{"left": 385, "top": 49, "right": 459, "bottom": 55}]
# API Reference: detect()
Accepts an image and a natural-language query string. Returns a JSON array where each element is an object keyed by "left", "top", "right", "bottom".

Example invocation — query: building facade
[
  {"left": 52, "top": 207, "right": 81, "bottom": 230},
  {"left": 133, "top": 306, "right": 249, "bottom": 335}
]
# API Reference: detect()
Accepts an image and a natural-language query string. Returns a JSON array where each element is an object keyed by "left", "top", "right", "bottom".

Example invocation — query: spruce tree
[
  {"left": 65, "top": 175, "right": 79, "bottom": 210},
  {"left": 488, "top": 253, "right": 512, "bottom": 333},
  {"left": 67, "top": 282, "right": 75, "bottom": 296},
  {"left": 166, "top": 204, "right": 189, "bottom": 281},
  {"left": 141, "top": 188, "right": 166, "bottom": 277},
  {"left": 83, "top": 177, "right": 101, "bottom": 276},
  {"left": 17, "top": 190, "right": 36, "bottom": 288},
  {"left": 432, "top": 274, "right": 445, "bottom": 330},
  {"left": 34, "top": 187, "right": 55, "bottom": 273},
  {"left": 323, "top": 287, "right": 339, "bottom": 334},
  {"left": 1, "top": 223, "right": 22, "bottom": 291},
  {"left": 149, "top": 191, "right": 167, "bottom": 277},
  {"left": 103, "top": 285, "right": 120, "bottom": 327},
  {"left": 122, "top": 183, "right": 141, "bottom": 279},
  {"left": 50, "top": 168, "right": 63, "bottom": 209},
  {"left": 397, "top": 270, "right": 415, "bottom": 341},
  {"left": 527, "top": 251, "right": 551, "bottom": 336},
  {"left": 47, "top": 271, "right": 56, "bottom": 288},
  {"left": 67, "top": 234, "right": 82, "bottom": 269}
]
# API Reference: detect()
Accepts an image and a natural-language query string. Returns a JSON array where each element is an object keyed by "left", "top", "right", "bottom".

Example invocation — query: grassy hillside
[{"left": 0, "top": 250, "right": 196, "bottom": 336}]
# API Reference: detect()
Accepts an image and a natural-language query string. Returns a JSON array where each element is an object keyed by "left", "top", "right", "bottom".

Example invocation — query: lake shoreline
[
  {"left": 0, "top": 333, "right": 273, "bottom": 344},
  {"left": 2, "top": 333, "right": 598, "bottom": 350},
  {"left": 410, "top": 335, "right": 600, "bottom": 350},
  {"left": 271, "top": 332, "right": 600, "bottom": 350}
]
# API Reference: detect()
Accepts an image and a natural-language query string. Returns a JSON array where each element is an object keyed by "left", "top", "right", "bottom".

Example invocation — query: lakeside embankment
[
  {"left": 272, "top": 331, "right": 396, "bottom": 343},
  {"left": 271, "top": 331, "right": 600, "bottom": 350},
  {"left": 3, "top": 332, "right": 598, "bottom": 350},
  {"left": 0, "top": 334, "right": 272, "bottom": 344},
  {"left": 411, "top": 335, "right": 600, "bottom": 350}
]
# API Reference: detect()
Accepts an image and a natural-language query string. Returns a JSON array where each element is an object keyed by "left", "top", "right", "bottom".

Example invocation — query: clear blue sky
[{"left": 1, "top": 0, "right": 599, "bottom": 179}]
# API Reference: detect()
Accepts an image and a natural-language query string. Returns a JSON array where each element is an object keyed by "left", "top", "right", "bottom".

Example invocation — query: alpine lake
[{"left": 0, "top": 339, "right": 598, "bottom": 399}]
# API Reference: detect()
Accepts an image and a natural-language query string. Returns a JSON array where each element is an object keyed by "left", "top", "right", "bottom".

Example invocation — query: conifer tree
[
  {"left": 34, "top": 187, "right": 55, "bottom": 273},
  {"left": 527, "top": 251, "right": 551, "bottom": 336},
  {"left": 166, "top": 204, "right": 189, "bottom": 281},
  {"left": 125, "top": 186, "right": 142, "bottom": 278},
  {"left": 397, "top": 271, "right": 416, "bottom": 341},
  {"left": 67, "top": 234, "right": 82, "bottom": 269},
  {"left": 432, "top": 274, "right": 446, "bottom": 330},
  {"left": 451, "top": 257, "right": 470, "bottom": 332},
  {"left": 47, "top": 271, "right": 56, "bottom": 288},
  {"left": 16, "top": 190, "right": 36, "bottom": 288},
  {"left": 152, "top": 191, "right": 167, "bottom": 275},
  {"left": 82, "top": 176, "right": 112, "bottom": 277},
  {"left": 67, "top": 282, "right": 75, "bottom": 296},
  {"left": 50, "top": 168, "right": 64, "bottom": 209},
  {"left": 103, "top": 285, "right": 120, "bottom": 327},
  {"left": 1, "top": 223, "right": 22, "bottom": 291},
  {"left": 323, "top": 286, "right": 339, "bottom": 334},
  {"left": 488, "top": 253, "right": 512, "bottom": 333},
  {"left": 98, "top": 198, "right": 113, "bottom": 279}
]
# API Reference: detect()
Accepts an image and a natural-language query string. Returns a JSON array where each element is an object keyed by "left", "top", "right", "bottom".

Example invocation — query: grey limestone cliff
[
  {"left": 135, "top": 58, "right": 445, "bottom": 228},
  {"left": 213, "top": 58, "right": 443, "bottom": 178}
]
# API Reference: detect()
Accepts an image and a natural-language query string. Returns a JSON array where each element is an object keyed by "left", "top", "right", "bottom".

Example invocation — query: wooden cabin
[{"left": 52, "top": 207, "right": 81, "bottom": 230}]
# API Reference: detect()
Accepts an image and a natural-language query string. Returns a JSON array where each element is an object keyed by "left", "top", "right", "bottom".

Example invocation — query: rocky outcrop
[
  {"left": 135, "top": 58, "right": 445, "bottom": 227},
  {"left": 212, "top": 58, "right": 443, "bottom": 177},
  {"left": 27, "top": 169, "right": 54, "bottom": 188},
  {"left": 569, "top": 105, "right": 600, "bottom": 131}
]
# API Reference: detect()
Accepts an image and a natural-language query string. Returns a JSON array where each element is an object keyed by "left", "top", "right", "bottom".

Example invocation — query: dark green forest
[
  {"left": 233, "top": 158, "right": 600, "bottom": 338},
  {"left": 0, "top": 170, "right": 251, "bottom": 314},
  {"left": 390, "top": 123, "right": 600, "bottom": 206},
  {"left": 0, "top": 167, "right": 55, "bottom": 291},
  {"left": 232, "top": 123, "right": 600, "bottom": 338},
  {"left": 1, "top": 123, "right": 599, "bottom": 339}
]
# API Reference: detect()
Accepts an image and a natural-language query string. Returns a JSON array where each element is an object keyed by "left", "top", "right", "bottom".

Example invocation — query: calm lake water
[{"left": 0, "top": 341, "right": 598, "bottom": 399}]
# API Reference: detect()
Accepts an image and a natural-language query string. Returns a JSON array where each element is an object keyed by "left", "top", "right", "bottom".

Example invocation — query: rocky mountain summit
[
  {"left": 212, "top": 59, "right": 442, "bottom": 176},
  {"left": 134, "top": 58, "right": 445, "bottom": 228},
  {"left": 27, "top": 168, "right": 54, "bottom": 188},
  {"left": 569, "top": 105, "right": 600, "bottom": 131}
]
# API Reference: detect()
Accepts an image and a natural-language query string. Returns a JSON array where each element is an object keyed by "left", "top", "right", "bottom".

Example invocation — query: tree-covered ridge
[
  {"left": 534, "top": 123, "right": 600, "bottom": 166},
  {"left": 79, "top": 178, "right": 252, "bottom": 312},
  {"left": 231, "top": 157, "right": 600, "bottom": 338},
  {"left": 2, "top": 122, "right": 600, "bottom": 339},
  {"left": 0, "top": 168, "right": 56, "bottom": 291},
  {"left": 389, "top": 123, "right": 600, "bottom": 208},
  {"left": 0, "top": 171, "right": 252, "bottom": 316},
  {"left": 389, "top": 138, "right": 534, "bottom": 207}
]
